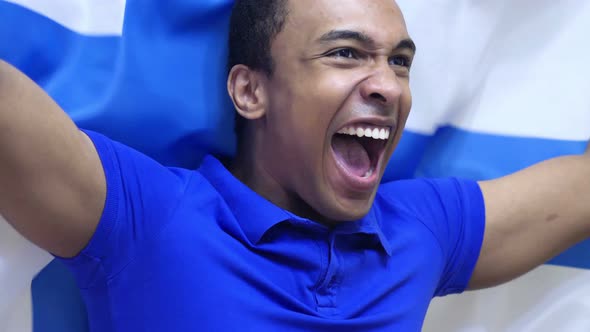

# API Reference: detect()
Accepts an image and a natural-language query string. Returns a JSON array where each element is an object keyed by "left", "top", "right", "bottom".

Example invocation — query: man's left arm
[{"left": 469, "top": 150, "right": 590, "bottom": 289}]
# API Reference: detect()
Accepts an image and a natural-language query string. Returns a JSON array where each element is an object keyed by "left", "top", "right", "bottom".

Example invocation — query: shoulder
[
  {"left": 376, "top": 178, "right": 486, "bottom": 295},
  {"left": 376, "top": 177, "right": 481, "bottom": 210},
  {"left": 84, "top": 129, "right": 196, "bottom": 187},
  {"left": 375, "top": 178, "right": 484, "bottom": 235}
]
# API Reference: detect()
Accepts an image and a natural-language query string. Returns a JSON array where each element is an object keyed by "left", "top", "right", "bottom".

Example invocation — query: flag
[{"left": 0, "top": 0, "right": 589, "bottom": 331}]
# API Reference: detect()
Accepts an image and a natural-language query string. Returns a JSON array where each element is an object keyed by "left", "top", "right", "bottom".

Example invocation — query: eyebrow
[
  {"left": 395, "top": 38, "right": 417, "bottom": 55},
  {"left": 318, "top": 30, "right": 376, "bottom": 46},
  {"left": 317, "top": 29, "right": 416, "bottom": 55}
]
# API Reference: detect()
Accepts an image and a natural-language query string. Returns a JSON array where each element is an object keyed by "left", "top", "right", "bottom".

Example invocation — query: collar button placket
[{"left": 314, "top": 232, "right": 340, "bottom": 316}]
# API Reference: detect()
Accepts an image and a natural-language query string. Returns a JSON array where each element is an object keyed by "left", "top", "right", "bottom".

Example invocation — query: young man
[{"left": 0, "top": 0, "right": 588, "bottom": 330}]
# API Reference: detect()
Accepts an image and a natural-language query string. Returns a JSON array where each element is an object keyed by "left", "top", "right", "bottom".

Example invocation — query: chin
[{"left": 317, "top": 194, "right": 376, "bottom": 223}]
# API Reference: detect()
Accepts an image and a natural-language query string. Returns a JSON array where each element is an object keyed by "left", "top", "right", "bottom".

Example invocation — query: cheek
[
  {"left": 268, "top": 68, "right": 358, "bottom": 158},
  {"left": 289, "top": 78, "right": 346, "bottom": 134},
  {"left": 264, "top": 88, "right": 326, "bottom": 164},
  {"left": 302, "top": 76, "right": 353, "bottom": 122},
  {"left": 405, "top": 86, "right": 413, "bottom": 111},
  {"left": 313, "top": 69, "right": 358, "bottom": 101},
  {"left": 399, "top": 85, "right": 412, "bottom": 122}
]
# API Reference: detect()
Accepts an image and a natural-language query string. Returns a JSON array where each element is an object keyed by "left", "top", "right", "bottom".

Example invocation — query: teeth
[
  {"left": 337, "top": 125, "right": 392, "bottom": 140},
  {"left": 372, "top": 128, "right": 380, "bottom": 139},
  {"left": 356, "top": 127, "right": 365, "bottom": 138},
  {"left": 363, "top": 168, "right": 374, "bottom": 178}
]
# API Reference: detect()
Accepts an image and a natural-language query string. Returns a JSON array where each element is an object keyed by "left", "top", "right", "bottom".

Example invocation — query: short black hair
[{"left": 228, "top": 0, "right": 289, "bottom": 139}]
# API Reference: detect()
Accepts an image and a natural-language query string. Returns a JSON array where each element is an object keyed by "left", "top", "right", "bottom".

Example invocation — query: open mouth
[{"left": 330, "top": 124, "right": 390, "bottom": 189}]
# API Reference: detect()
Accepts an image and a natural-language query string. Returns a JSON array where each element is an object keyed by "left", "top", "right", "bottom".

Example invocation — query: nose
[{"left": 359, "top": 65, "right": 402, "bottom": 108}]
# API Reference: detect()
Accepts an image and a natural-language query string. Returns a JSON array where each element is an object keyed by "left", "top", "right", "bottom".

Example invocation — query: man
[{"left": 0, "top": 0, "right": 588, "bottom": 331}]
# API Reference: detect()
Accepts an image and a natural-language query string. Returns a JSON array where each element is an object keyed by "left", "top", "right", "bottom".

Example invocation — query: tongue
[{"left": 331, "top": 135, "right": 371, "bottom": 177}]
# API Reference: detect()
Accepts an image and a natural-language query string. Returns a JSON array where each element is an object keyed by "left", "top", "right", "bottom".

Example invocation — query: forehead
[{"left": 283, "top": 0, "right": 409, "bottom": 46}]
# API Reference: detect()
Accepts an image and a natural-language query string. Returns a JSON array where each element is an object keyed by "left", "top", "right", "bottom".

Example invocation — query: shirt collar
[
  {"left": 198, "top": 155, "right": 392, "bottom": 256},
  {"left": 332, "top": 208, "right": 393, "bottom": 256},
  {"left": 198, "top": 155, "right": 291, "bottom": 245}
]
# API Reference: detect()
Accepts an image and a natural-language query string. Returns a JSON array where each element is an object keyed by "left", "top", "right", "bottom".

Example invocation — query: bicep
[
  {"left": 470, "top": 155, "right": 590, "bottom": 289},
  {"left": 0, "top": 61, "right": 106, "bottom": 258},
  {"left": 58, "top": 130, "right": 192, "bottom": 277}
]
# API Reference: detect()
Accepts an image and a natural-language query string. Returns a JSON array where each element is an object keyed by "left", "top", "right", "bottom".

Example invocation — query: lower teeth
[{"left": 363, "top": 168, "right": 374, "bottom": 178}]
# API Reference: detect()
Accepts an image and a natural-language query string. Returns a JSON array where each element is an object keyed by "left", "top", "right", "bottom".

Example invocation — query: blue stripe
[
  {"left": 32, "top": 261, "right": 88, "bottom": 332},
  {"left": 61, "top": 0, "right": 236, "bottom": 168},
  {"left": 0, "top": 2, "right": 73, "bottom": 84},
  {"left": 383, "top": 130, "right": 433, "bottom": 181},
  {"left": 415, "top": 126, "right": 586, "bottom": 180},
  {"left": 0, "top": 2, "right": 121, "bottom": 92}
]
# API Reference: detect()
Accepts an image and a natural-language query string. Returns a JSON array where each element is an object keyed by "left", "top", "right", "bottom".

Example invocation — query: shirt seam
[
  {"left": 104, "top": 168, "right": 198, "bottom": 283},
  {"left": 379, "top": 192, "right": 447, "bottom": 256}
]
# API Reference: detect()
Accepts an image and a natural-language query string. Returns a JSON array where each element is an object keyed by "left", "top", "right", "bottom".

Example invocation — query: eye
[
  {"left": 389, "top": 55, "right": 411, "bottom": 68},
  {"left": 327, "top": 48, "right": 359, "bottom": 60}
]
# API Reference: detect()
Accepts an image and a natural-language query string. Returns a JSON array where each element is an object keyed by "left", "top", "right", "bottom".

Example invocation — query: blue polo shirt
[{"left": 59, "top": 130, "right": 485, "bottom": 331}]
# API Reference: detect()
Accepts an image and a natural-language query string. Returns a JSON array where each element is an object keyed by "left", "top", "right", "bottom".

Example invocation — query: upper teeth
[{"left": 337, "top": 125, "right": 391, "bottom": 140}]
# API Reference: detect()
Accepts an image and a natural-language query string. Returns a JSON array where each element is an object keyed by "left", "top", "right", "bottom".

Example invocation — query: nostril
[{"left": 369, "top": 92, "right": 387, "bottom": 103}]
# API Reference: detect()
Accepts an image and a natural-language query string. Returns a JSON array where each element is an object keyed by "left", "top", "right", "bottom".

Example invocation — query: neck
[{"left": 229, "top": 137, "right": 328, "bottom": 223}]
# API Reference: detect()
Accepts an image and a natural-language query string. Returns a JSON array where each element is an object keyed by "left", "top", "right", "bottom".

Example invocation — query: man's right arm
[{"left": 0, "top": 60, "right": 105, "bottom": 258}]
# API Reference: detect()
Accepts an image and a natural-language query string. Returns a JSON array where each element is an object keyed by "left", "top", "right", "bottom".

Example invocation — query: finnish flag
[{"left": 0, "top": 0, "right": 589, "bottom": 331}]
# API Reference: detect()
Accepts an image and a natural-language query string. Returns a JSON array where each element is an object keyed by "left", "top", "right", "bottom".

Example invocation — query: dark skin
[
  {"left": 0, "top": 0, "right": 588, "bottom": 296},
  {"left": 228, "top": 0, "right": 415, "bottom": 224}
]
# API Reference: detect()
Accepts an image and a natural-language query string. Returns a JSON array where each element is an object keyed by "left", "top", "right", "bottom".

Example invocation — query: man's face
[{"left": 254, "top": 0, "right": 414, "bottom": 222}]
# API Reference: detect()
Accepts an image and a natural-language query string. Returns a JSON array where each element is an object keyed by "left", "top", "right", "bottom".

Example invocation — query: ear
[{"left": 227, "top": 64, "right": 268, "bottom": 121}]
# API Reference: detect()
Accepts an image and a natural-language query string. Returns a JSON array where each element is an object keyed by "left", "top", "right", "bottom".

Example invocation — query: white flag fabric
[
  {"left": 0, "top": 0, "right": 589, "bottom": 331},
  {"left": 0, "top": 215, "right": 51, "bottom": 332}
]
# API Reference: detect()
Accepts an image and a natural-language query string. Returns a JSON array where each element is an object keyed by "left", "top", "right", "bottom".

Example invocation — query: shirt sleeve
[
  {"left": 425, "top": 178, "right": 486, "bottom": 296},
  {"left": 56, "top": 130, "right": 191, "bottom": 287},
  {"left": 384, "top": 178, "right": 486, "bottom": 296}
]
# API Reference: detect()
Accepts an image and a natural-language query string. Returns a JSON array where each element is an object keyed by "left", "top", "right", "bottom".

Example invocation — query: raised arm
[
  {"left": 0, "top": 60, "right": 105, "bottom": 258},
  {"left": 469, "top": 151, "right": 590, "bottom": 289}
]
